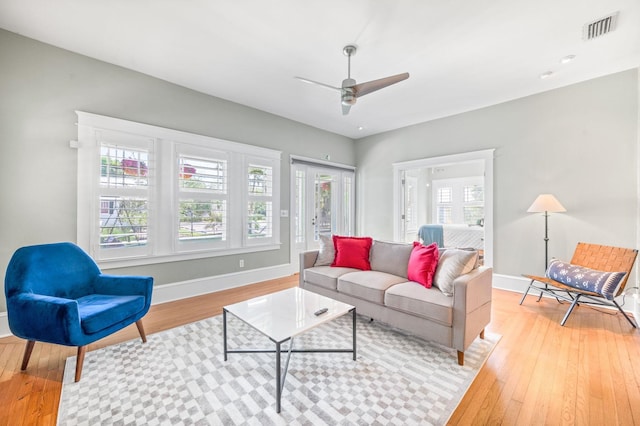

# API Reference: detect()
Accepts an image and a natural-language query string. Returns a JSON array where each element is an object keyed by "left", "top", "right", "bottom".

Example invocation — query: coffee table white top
[{"left": 224, "top": 287, "right": 354, "bottom": 343}]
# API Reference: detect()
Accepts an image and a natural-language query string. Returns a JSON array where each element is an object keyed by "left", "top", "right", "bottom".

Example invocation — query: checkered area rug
[{"left": 58, "top": 314, "right": 499, "bottom": 425}]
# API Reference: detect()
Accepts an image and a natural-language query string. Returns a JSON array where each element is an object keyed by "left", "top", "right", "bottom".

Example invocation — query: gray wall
[
  {"left": 2, "top": 27, "right": 638, "bottom": 314},
  {"left": 0, "top": 30, "right": 354, "bottom": 312},
  {"left": 356, "top": 69, "right": 639, "bottom": 277}
]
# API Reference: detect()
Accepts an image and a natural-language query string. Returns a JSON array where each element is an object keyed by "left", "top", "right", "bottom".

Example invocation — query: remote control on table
[{"left": 314, "top": 307, "right": 328, "bottom": 316}]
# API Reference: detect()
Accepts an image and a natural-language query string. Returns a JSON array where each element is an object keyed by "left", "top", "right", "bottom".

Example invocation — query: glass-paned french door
[{"left": 291, "top": 161, "right": 355, "bottom": 266}]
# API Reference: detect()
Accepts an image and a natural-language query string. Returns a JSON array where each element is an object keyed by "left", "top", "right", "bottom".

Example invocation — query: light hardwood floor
[{"left": 1, "top": 274, "right": 639, "bottom": 425}]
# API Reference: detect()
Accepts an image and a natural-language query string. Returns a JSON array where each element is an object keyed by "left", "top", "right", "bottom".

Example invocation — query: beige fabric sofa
[{"left": 299, "top": 239, "right": 493, "bottom": 365}]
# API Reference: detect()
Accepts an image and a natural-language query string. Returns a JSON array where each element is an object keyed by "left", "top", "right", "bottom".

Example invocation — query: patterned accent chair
[{"left": 4, "top": 242, "right": 153, "bottom": 381}]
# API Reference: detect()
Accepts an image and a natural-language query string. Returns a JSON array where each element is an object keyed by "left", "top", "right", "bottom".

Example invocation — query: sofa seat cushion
[
  {"left": 384, "top": 282, "right": 454, "bottom": 326},
  {"left": 304, "top": 266, "right": 360, "bottom": 290},
  {"left": 77, "top": 294, "right": 146, "bottom": 334},
  {"left": 337, "top": 271, "right": 408, "bottom": 304}
]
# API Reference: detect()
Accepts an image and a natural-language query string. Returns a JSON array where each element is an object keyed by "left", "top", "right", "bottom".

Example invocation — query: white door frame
[{"left": 392, "top": 149, "right": 494, "bottom": 267}]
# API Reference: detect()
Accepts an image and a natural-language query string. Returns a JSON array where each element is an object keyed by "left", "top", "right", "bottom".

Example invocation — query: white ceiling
[{"left": 1, "top": 0, "right": 639, "bottom": 139}]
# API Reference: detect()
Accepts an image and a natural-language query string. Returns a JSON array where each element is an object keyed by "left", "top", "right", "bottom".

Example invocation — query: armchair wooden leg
[
  {"left": 75, "top": 346, "right": 87, "bottom": 382},
  {"left": 135, "top": 320, "right": 147, "bottom": 343},
  {"left": 457, "top": 351, "right": 464, "bottom": 366},
  {"left": 21, "top": 340, "right": 36, "bottom": 370},
  {"left": 480, "top": 329, "right": 485, "bottom": 339}
]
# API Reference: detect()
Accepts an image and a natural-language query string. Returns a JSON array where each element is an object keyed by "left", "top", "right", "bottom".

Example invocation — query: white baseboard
[
  {"left": 151, "top": 263, "right": 296, "bottom": 305},
  {"left": 492, "top": 273, "right": 530, "bottom": 293},
  {"left": 0, "top": 263, "right": 298, "bottom": 338},
  {"left": 0, "top": 312, "right": 8, "bottom": 338}
]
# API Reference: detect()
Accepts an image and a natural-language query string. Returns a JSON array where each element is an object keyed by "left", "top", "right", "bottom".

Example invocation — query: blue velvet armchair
[{"left": 4, "top": 242, "right": 153, "bottom": 381}]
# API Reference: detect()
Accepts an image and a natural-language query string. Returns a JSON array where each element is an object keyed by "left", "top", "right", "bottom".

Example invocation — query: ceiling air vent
[{"left": 583, "top": 12, "right": 619, "bottom": 40}]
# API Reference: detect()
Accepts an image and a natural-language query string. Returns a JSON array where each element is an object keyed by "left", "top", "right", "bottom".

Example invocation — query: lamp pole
[{"left": 543, "top": 210, "right": 549, "bottom": 271}]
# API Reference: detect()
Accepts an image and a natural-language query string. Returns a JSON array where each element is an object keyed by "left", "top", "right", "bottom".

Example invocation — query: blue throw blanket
[{"left": 418, "top": 224, "right": 444, "bottom": 248}]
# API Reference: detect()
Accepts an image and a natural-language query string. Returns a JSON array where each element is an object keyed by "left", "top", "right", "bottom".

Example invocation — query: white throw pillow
[
  {"left": 433, "top": 249, "right": 478, "bottom": 296},
  {"left": 313, "top": 234, "right": 335, "bottom": 266}
]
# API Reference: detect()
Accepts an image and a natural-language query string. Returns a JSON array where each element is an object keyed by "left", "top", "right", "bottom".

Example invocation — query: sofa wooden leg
[
  {"left": 21, "top": 340, "right": 36, "bottom": 370},
  {"left": 480, "top": 329, "right": 485, "bottom": 339},
  {"left": 457, "top": 351, "right": 464, "bottom": 366},
  {"left": 135, "top": 320, "right": 147, "bottom": 343},
  {"left": 75, "top": 346, "right": 87, "bottom": 382}
]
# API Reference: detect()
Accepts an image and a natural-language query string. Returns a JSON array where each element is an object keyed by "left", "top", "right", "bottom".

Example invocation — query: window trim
[{"left": 76, "top": 111, "right": 281, "bottom": 269}]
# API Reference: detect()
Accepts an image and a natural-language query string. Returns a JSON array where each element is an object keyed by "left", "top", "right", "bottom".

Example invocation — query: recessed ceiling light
[
  {"left": 357, "top": 126, "right": 365, "bottom": 131},
  {"left": 539, "top": 71, "right": 554, "bottom": 80},
  {"left": 560, "top": 55, "right": 576, "bottom": 64}
]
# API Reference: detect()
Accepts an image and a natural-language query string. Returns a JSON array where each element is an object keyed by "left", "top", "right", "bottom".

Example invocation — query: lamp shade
[{"left": 527, "top": 194, "right": 566, "bottom": 213}]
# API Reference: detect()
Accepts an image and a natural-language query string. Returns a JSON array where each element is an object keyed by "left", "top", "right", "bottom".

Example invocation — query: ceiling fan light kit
[{"left": 296, "top": 44, "right": 409, "bottom": 115}]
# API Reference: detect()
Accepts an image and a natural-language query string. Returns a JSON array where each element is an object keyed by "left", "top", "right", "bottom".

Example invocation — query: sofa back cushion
[
  {"left": 433, "top": 249, "right": 479, "bottom": 296},
  {"left": 370, "top": 240, "right": 414, "bottom": 278}
]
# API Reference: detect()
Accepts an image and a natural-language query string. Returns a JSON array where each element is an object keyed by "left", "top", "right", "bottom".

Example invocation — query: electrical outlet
[{"left": 239, "top": 259, "right": 244, "bottom": 268}]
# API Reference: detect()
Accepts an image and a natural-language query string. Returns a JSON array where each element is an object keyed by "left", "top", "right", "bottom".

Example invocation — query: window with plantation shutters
[
  {"left": 95, "top": 131, "right": 153, "bottom": 259},
  {"left": 76, "top": 111, "right": 281, "bottom": 267},
  {"left": 246, "top": 161, "right": 275, "bottom": 243},
  {"left": 436, "top": 186, "right": 453, "bottom": 224},
  {"left": 432, "top": 177, "right": 483, "bottom": 225},
  {"left": 463, "top": 183, "right": 484, "bottom": 225},
  {"left": 176, "top": 149, "right": 229, "bottom": 250}
]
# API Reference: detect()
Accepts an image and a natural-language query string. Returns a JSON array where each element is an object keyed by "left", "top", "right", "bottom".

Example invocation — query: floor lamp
[{"left": 527, "top": 194, "right": 566, "bottom": 271}]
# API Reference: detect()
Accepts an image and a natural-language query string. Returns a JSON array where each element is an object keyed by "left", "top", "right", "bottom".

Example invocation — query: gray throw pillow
[
  {"left": 313, "top": 234, "right": 335, "bottom": 266},
  {"left": 433, "top": 249, "right": 478, "bottom": 296},
  {"left": 370, "top": 240, "right": 413, "bottom": 278}
]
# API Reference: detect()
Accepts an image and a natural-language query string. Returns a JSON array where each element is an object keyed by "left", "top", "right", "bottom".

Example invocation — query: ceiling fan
[{"left": 295, "top": 45, "right": 409, "bottom": 115}]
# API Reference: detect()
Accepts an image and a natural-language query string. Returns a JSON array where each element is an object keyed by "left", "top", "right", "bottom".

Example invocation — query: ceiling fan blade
[
  {"left": 351, "top": 72, "right": 409, "bottom": 98},
  {"left": 342, "top": 104, "right": 351, "bottom": 115},
  {"left": 294, "top": 76, "right": 342, "bottom": 92}
]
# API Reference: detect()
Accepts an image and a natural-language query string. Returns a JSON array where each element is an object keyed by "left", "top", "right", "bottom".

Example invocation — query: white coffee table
[{"left": 223, "top": 287, "right": 356, "bottom": 413}]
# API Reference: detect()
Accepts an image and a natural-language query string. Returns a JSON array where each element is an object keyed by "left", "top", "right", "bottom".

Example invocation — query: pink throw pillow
[
  {"left": 331, "top": 235, "right": 373, "bottom": 270},
  {"left": 407, "top": 242, "right": 439, "bottom": 288}
]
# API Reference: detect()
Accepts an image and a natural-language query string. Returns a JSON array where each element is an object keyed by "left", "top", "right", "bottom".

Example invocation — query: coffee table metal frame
[{"left": 222, "top": 287, "right": 356, "bottom": 413}]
